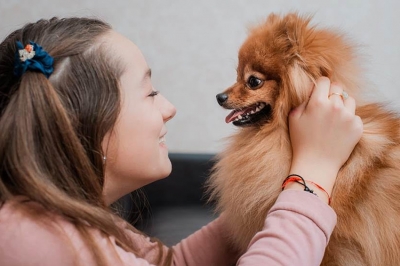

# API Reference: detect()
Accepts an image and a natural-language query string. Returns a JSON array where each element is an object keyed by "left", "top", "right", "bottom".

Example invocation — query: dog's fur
[{"left": 208, "top": 13, "right": 400, "bottom": 265}]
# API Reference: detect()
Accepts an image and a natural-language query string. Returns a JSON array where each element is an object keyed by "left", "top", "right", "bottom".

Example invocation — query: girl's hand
[{"left": 286, "top": 77, "right": 363, "bottom": 201}]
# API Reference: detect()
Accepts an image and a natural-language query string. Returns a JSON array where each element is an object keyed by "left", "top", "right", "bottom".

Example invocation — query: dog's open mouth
[{"left": 225, "top": 102, "right": 272, "bottom": 126}]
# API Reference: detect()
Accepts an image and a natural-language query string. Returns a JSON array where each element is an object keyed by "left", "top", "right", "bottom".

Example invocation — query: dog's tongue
[{"left": 225, "top": 109, "right": 247, "bottom": 123}]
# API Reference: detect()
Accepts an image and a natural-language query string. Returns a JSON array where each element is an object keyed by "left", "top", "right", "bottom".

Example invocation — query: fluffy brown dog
[{"left": 208, "top": 13, "right": 400, "bottom": 265}]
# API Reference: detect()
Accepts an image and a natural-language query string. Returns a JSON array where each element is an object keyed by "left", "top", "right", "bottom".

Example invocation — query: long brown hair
[{"left": 0, "top": 17, "right": 172, "bottom": 266}]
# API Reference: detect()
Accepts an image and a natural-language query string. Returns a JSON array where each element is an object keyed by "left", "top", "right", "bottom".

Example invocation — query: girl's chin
[
  {"left": 161, "top": 159, "right": 172, "bottom": 177},
  {"left": 157, "top": 144, "right": 172, "bottom": 177}
]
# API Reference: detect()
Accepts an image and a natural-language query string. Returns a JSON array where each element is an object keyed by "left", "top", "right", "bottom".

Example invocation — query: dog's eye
[{"left": 247, "top": 76, "right": 263, "bottom": 89}]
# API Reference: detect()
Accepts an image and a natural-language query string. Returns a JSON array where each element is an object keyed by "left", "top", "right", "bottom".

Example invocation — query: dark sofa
[{"left": 118, "top": 153, "right": 217, "bottom": 246}]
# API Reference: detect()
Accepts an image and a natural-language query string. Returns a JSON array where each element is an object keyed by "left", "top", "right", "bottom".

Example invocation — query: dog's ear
[
  {"left": 284, "top": 15, "right": 362, "bottom": 99},
  {"left": 279, "top": 13, "right": 333, "bottom": 78},
  {"left": 265, "top": 12, "right": 281, "bottom": 24},
  {"left": 280, "top": 13, "right": 313, "bottom": 52},
  {"left": 287, "top": 62, "right": 314, "bottom": 107}
]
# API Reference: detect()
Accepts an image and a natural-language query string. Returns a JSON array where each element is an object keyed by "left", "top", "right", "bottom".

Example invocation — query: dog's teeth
[
  {"left": 255, "top": 107, "right": 260, "bottom": 112},
  {"left": 238, "top": 115, "right": 242, "bottom": 119},
  {"left": 250, "top": 111, "right": 255, "bottom": 114},
  {"left": 260, "top": 103, "right": 265, "bottom": 108}
]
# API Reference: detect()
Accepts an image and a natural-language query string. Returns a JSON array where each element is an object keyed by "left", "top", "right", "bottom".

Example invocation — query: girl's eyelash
[{"left": 149, "top": 90, "right": 159, "bottom": 97}]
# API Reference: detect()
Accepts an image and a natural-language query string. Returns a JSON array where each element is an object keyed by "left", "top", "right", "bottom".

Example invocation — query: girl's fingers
[
  {"left": 309, "top": 77, "right": 331, "bottom": 104},
  {"left": 343, "top": 96, "right": 356, "bottom": 114},
  {"left": 290, "top": 100, "right": 307, "bottom": 119},
  {"left": 328, "top": 83, "right": 345, "bottom": 107}
]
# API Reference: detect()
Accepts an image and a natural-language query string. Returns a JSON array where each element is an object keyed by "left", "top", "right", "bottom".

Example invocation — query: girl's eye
[
  {"left": 247, "top": 76, "right": 263, "bottom": 89},
  {"left": 148, "top": 90, "right": 159, "bottom": 97}
]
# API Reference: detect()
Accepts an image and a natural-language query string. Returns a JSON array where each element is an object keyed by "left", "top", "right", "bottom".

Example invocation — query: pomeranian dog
[{"left": 208, "top": 13, "right": 400, "bottom": 265}]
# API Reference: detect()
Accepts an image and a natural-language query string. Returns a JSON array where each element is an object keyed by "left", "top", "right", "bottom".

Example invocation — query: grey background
[{"left": 1, "top": 0, "right": 399, "bottom": 153}]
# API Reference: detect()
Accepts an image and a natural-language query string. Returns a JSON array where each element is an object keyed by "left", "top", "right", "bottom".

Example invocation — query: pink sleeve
[
  {"left": 0, "top": 201, "right": 235, "bottom": 266},
  {"left": 0, "top": 190, "right": 335, "bottom": 266},
  {"left": 237, "top": 189, "right": 337, "bottom": 265},
  {"left": 172, "top": 217, "right": 240, "bottom": 265}
]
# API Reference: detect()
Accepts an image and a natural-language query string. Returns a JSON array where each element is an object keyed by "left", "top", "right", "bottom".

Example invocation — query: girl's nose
[{"left": 160, "top": 95, "right": 176, "bottom": 122}]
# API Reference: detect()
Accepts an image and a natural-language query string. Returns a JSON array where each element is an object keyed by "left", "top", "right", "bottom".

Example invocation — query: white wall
[{"left": 1, "top": 0, "right": 399, "bottom": 153}]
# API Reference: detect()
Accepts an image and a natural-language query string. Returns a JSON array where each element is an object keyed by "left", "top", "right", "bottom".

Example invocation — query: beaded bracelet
[{"left": 282, "top": 174, "right": 331, "bottom": 205}]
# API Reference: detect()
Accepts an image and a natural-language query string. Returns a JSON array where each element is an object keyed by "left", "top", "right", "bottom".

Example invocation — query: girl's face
[{"left": 102, "top": 31, "right": 176, "bottom": 205}]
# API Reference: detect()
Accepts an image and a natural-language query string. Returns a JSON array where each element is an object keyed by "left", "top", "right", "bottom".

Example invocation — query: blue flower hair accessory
[{"left": 14, "top": 41, "right": 54, "bottom": 78}]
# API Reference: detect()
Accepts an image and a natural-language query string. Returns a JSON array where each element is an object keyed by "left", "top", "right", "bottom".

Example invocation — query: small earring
[{"left": 103, "top": 156, "right": 106, "bottom": 163}]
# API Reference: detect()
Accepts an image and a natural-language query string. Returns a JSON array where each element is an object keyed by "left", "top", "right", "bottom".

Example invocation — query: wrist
[
  {"left": 288, "top": 159, "right": 339, "bottom": 195},
  {"left": 283, "top": 177, "right": 331, "bottom": 204}
]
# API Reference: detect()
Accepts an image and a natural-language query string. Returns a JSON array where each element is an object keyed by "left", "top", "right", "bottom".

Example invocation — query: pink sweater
[{"left": 0, "top": 190, "right": 336, "bottom": 265}]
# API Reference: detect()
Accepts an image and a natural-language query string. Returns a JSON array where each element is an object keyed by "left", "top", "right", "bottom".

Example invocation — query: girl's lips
[{"left": 159, "top": 129, "right": 167, "bottom": 145}]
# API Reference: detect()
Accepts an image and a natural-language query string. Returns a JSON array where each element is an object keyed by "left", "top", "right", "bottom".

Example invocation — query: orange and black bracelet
[{"left": 282, "top": 174, "right": 331, "bottom": 205}]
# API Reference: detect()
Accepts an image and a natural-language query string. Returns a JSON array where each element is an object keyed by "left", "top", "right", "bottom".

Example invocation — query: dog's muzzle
[{"left": 216, "top": 93, "right": 228, "bottom": 106}]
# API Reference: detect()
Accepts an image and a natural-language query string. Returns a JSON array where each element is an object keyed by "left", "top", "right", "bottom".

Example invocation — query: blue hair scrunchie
[{"left": 13, "top": 41, "right": 54, "bottom": 78}]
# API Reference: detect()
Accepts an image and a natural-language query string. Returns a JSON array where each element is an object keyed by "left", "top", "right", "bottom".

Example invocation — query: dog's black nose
[{"left": 216, "top": 93, "right": 228, "bottom": 106}]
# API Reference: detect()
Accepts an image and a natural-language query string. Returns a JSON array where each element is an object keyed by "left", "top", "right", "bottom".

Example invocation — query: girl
[{"left": 0, "top": 17, "right": 362, "bottom": 265}]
